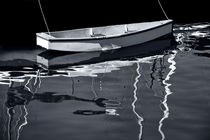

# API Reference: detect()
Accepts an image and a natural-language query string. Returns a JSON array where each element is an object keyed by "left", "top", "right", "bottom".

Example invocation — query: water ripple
[{"left": 173, "top": 22, "right": 210, "bottom": 50}]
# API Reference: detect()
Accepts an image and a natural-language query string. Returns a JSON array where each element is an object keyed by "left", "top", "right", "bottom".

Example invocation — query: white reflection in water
[
  {"left": 7, "top": 108, "right": 11, "bottom": 140},
  {"left": 34, "top": 69, "right": 40, "bottom": 86},
  {"left": 7, "top": 106, "right": 29, "bottom": 140},
  {"left": 25, "top": 76, "right": 33, "bottom": 92},
  {"left": 17, "top": 105, "right": 28, "bottom": 140},
  {"left": 5, "top": 77, "right": 31, "bottom": 140},
  {"left": 132, "top": 62, "right": 144, "bottom": 140},
  {"left": 15, "top": 107, "right": 23, "bottom": 137},
  {"left": 158, "top": 50, "right": 177, "bottom": 140},
  {"left": 34, "top": 70, "right": 42, "bottom": 93},
  {"left": 105, "top": 108, "right": 119, "bottom": 116},
  {"left": 24, "top": 71, "right": 42, "bottom": 94}
]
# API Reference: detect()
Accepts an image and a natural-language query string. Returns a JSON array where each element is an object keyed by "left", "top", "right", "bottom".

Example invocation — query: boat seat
[
  {"left": 125, "top": 30, "right": 137, "bottom": 33},
  {"left": 91, "top": 33, "right": 106, "bottom": 38}
]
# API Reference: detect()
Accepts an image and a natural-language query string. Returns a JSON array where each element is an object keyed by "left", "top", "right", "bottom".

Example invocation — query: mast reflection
[
  {"left": 132, "top": 62, "right": 144, "bottom": 140},
  {"left": 158, "top": 50, "right": 177, "bottom": 140}
]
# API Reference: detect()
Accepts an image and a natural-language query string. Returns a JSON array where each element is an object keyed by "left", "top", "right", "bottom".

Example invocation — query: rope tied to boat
[
  {"left": 37, "top": 0, "right": 169, "bottom": 36},
  {"left": 38, "top": 0, "right": 51, "bottom": 35},
  {"left": 157, "top": 0, "right": 169, "bottom": 20}
]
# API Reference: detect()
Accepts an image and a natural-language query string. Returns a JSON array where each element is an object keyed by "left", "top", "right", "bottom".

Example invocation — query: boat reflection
[{"left": 37, "top": 38, "right": 174, "bottom": 69}]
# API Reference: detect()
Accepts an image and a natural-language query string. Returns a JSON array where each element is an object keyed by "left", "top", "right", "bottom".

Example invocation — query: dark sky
[{"left": 0, "top": 0, "right": 209, "bottom": 46}]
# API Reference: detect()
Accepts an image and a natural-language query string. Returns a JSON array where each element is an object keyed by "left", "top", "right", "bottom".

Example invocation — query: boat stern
[{"left": 36, "top": 33, "right": 54, "bottom": 49}]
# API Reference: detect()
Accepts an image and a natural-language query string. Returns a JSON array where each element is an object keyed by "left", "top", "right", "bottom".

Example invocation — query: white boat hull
[{"left": 37, "top": 20, "right": 173, "bottom": 52}]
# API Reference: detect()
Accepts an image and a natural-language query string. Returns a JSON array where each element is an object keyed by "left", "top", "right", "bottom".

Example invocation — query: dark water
[{"left": 0, "top": 23, "right": 210, "bottom": 140}]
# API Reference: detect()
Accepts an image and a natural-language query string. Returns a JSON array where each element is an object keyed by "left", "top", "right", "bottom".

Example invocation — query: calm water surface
[{"left": 0, "top": 23, "right": 210, "bottom": 140}]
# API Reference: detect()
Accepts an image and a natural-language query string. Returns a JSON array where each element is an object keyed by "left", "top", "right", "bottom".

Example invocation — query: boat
[{"left": 36, "top": 20, "right": 173, "bottom": 52}]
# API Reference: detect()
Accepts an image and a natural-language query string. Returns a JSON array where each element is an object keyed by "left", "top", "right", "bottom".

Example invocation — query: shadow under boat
[{"left": 37, "top": 35, "right": 176, "bottom": 69}]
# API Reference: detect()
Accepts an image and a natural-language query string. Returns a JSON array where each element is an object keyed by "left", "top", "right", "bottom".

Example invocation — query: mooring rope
[
  {"left": 37, "top": 0, "right": 168, "bottom": 35},
  {"left": 38, "top": 0, "right": 51, "bottom": 35},
  {"left": 157, "top": 0, "right": 169, "bottom": 20}
]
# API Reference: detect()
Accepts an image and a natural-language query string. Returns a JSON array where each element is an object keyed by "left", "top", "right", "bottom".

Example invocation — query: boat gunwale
[{"left": 37, "top": 20, "right": 173, "bottom": 42}]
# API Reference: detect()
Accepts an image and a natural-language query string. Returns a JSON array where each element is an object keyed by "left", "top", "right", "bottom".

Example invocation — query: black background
[{"left": 0, "top": 0, "right": 209, "bottom": 47}]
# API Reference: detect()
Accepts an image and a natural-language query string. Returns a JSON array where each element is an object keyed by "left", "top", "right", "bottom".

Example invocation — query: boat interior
[{"left": 47, "top": 20, "right": 171, "bottom": 39}]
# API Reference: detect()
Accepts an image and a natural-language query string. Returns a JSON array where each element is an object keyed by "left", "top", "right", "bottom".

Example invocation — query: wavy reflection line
[
  {"left": 34, "top": 69, "right": 42, "bottom": 93},
  {"left": 14, "top": 106, "right": 23, "bottom": 139},
  {"left": 132, "top": 62, "right": 144, "bottom": 140},
  {"left": 25, "top": 76, "right": 33, "bottom": 92},
  {"left": 7, "top": 108, "right": 11, "bottom": 140},
  {"left": 34, "top": 69, "right": 40, "bottom": 86},
  {"left": 17, "top": 105, "right": 28, "bottom": 140},
  {"left": 158, "top": 50, "right": 177, "bottom": 140},
  {"left": 38, "top": 69, "right": 42, "bottom": 89}
]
